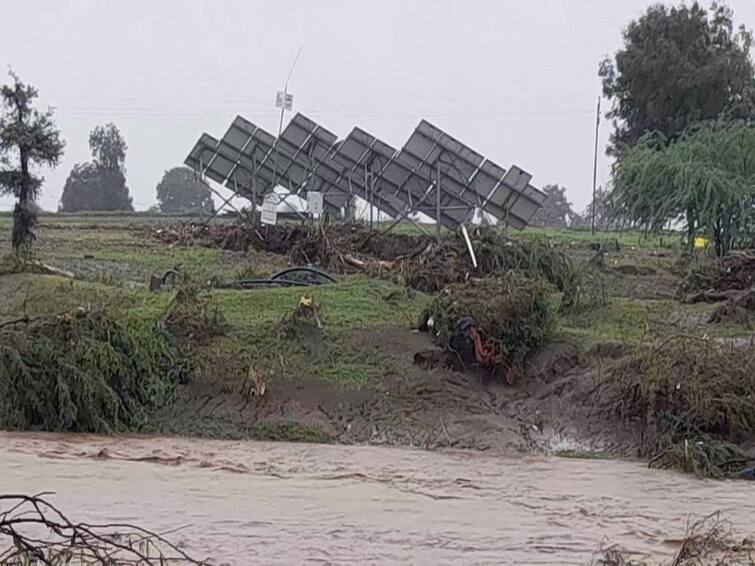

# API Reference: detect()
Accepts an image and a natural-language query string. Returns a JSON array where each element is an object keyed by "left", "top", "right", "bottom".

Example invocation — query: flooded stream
[{"left": 0, "top": 432, "right": 751, "bottom": 564}]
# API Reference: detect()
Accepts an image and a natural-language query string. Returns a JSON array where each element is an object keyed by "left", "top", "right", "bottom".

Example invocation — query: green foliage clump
[
  {"left": 600, "top": 2, "right": 755, "bottom": 152},
  {"left": 650, "top": 437, "right": 749, "bottom": 479},
  {"left": 406, "top": 227, "right": 578, "bottom": 309},
  {"left": 596, "top": 337, "right": 755, "bottom": 476},
  {"left": 59, "top": 162, "right": 133, "bottom": 212},
  {"left": 0, "top": 310, "right": 191, "bottom": 433},
  {"left": 59, "top": 123, "right": 133, "bottom": 212},
  {"left": 423, "top": 275, "right": 553, "bottom": 370},
  {"left": 614, "top": 122, "right": 755, "bottom": 255}
]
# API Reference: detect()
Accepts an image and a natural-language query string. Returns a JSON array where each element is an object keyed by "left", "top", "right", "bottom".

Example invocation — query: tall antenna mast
[
  {"left": 591, "top": 95, "right": 601, "bottom": 235},
  {"left": 272, "top": 46, "right": 303, "bottom": 192},
  {"left": 276, "top": 46, "right": 303, "bottom": 137}
]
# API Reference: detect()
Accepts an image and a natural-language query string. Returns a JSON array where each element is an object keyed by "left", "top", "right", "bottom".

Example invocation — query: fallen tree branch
[
  {"left": 342, "top": 254, "right": 396, "bottom": 271},
  {"left": 0, "top": 493, "right": 206, "bottom": 565}
]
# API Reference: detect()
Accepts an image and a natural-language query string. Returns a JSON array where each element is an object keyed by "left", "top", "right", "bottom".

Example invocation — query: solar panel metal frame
[
  {"left": 402, "top": 119, "right": 546, "bottom": 229},
  {"left": 330, "top": 127, "right": 414, "bottom": 218},
  {"left": 213, "top": 115, "right": 331, "bottom": 216},
  {"left": 483, "top": 165, "right": 546, "bottom": 229},
  {"left": 403, "top": 120, "right": 486, "bottom": 206},
  {"left": 388, "top": 120, "right": 492, "bottom": 228},
  {"left": 329, "top": 133, "right": 469, "bottom": 228},
  {"left": 277, "top": 113, "right": 353, "bottom": 214},
  {"left": 218, "top": 116, "right": 281, "bottom": 198},
  {"left": 184, "top": 115, "right": 546, "bottom": 229},
  {"left": 390, "top": 150, "right": 475, "bottom": 228}
]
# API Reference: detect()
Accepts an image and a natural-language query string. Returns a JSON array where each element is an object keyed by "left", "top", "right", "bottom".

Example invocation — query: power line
[{"left": 54, "top": 107, "right": 595, "bottom": 118}]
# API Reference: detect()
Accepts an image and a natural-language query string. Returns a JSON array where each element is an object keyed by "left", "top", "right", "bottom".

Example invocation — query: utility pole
[{"left": 591, "top": 95, "right": 601, "bottom": 235}]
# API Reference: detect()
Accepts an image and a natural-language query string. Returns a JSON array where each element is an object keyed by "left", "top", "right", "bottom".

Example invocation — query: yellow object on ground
[{"left": 694, "top": 237, "right": 711, "bottom": 250}]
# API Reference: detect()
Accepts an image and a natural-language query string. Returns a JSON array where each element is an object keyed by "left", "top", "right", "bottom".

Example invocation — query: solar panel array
[{"left": 186, "top": 113, "right": 546, "bottom": 229}]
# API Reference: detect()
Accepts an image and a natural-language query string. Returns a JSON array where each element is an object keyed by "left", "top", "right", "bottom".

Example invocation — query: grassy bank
[{"left": 0, "top": 215, "right": 752, "bottom": 474}]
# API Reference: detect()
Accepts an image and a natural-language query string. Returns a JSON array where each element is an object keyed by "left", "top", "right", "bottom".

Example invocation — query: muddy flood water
[{"left": 0, "top": 432, "right": 752, "bottom": 565}]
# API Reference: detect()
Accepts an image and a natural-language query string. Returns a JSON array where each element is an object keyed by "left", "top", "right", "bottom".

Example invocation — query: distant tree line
[{"left": 529, "top": 183, "right": 626, "bottom": 232}]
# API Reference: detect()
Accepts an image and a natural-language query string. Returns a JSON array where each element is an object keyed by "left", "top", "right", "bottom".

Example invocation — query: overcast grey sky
[{"left": 1, "top": 0, "right": 754, "bottom": 212}]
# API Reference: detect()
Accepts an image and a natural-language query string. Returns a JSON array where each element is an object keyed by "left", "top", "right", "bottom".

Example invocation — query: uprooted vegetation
[
  {"left": 420, "top": 275, "right": 553, "bottom": 381},
  {"left": 0, "top": 280, "right": 234, "bottom": 435},
  {"left": 587, "top": 336, "right": 755, "bottom": 477},
  {"left": 0, "top": 308, "right": 192, "bottom": 433},
  {"left": 681, "top": 249, "right": 755, "bottom": 295},
  {"left": 149, "top": 221, "right": 579, "bottom": 305},
  {"left": 680, "top": 249, "right": 755, "bottom": 326}
]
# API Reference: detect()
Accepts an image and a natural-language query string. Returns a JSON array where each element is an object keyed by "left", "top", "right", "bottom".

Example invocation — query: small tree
[
  {"left": 530, "top": 184, "right": 575, "bottom": 229},
  {"left": 0, "top": 72, "right": 64, "bottom": 252},
  {"left": 614, "top": 121, "right": 755, "bottom": 255},
  {"left": 59, "top": 123, "right": 133, "bottom": 212},
  {"left": 155, "top": 167, "right": 215, "bottom": 213},
  {"left": 601, "top": 2, "right": 755, "bottom": 154}
]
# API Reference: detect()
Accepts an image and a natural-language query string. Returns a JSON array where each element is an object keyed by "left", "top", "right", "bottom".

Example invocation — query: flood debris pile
[
  {"left": 590, "top": 337, "right": 755, "bottom": 477},
  {"left": 420, "top": 276, "right": 553, "bottom": 382},
  {"left": 402, "top": 229, "right": 578, "bottom": 303},
  {"left": 150, "top": 221, "right": 428, "bottom": 263},
  {"left": 594, "top": 512, "right": 755, "bottom": 565},
  {"left": 707, "top": 287, "right": 755, "bottom": 326},
  {"left": 682, "top": 249, "right": 755, "bottom": 295},
  {"left": 0, "top": 309, "right": 191, "bottom": 433},
  {"left": 149, "top": 222, "right": 578, "bottom": 303}
]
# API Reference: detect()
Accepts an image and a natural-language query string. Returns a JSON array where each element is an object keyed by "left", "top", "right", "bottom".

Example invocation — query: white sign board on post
[
  {"left": 307, "top": 191, "right": 323, "bottom": 216},
  {"left": 261, "top": 193, "right": 279, "bottom": 226},
  {"left": 275, "top": 91, "right": 294, "bottom": 111}
]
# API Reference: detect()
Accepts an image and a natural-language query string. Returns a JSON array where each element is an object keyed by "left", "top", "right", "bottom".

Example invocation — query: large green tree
[
  {"left": 0, "top": 72, "right": 64, "bottom": 253},
  {"left": 59, "top": 163, "right": 133, "bottom": 212},
  {"left": 600, "top": 2, "right": 755, "bottom": 154},
  {"left": 59, "top": 123, "right": 133, "bottom": 212},
  {"left": 155, "top": 166, "right": 215, "bottom": 213},
  {"left": 615, "top": 120, "right": 755, "bottom": 255}
]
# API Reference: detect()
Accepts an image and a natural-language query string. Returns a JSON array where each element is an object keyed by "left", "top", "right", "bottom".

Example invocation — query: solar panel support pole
[
  {"left": 252, "top": 155, "right": 258, "bottom": 226},
  {"left": 365, "top": 164, "right": 373, "bottom": 230},
  {"left": 436, "top": 159, "right": 442, "bottom": 238}
]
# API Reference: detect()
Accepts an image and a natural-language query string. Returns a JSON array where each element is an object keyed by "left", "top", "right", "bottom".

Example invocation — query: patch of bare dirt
[{"left": 146, "top": 327, "right": 605, "bottom": 455}]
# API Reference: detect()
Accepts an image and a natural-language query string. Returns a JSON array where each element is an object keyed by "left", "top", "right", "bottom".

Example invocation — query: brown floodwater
[{"left": 0, "top": 431, "right": 751, "bottom": 565}]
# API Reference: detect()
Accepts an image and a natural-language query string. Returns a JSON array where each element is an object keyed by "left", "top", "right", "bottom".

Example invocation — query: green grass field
[{"left": 0, "top": 213, "right": 748, "bottom": 388}]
